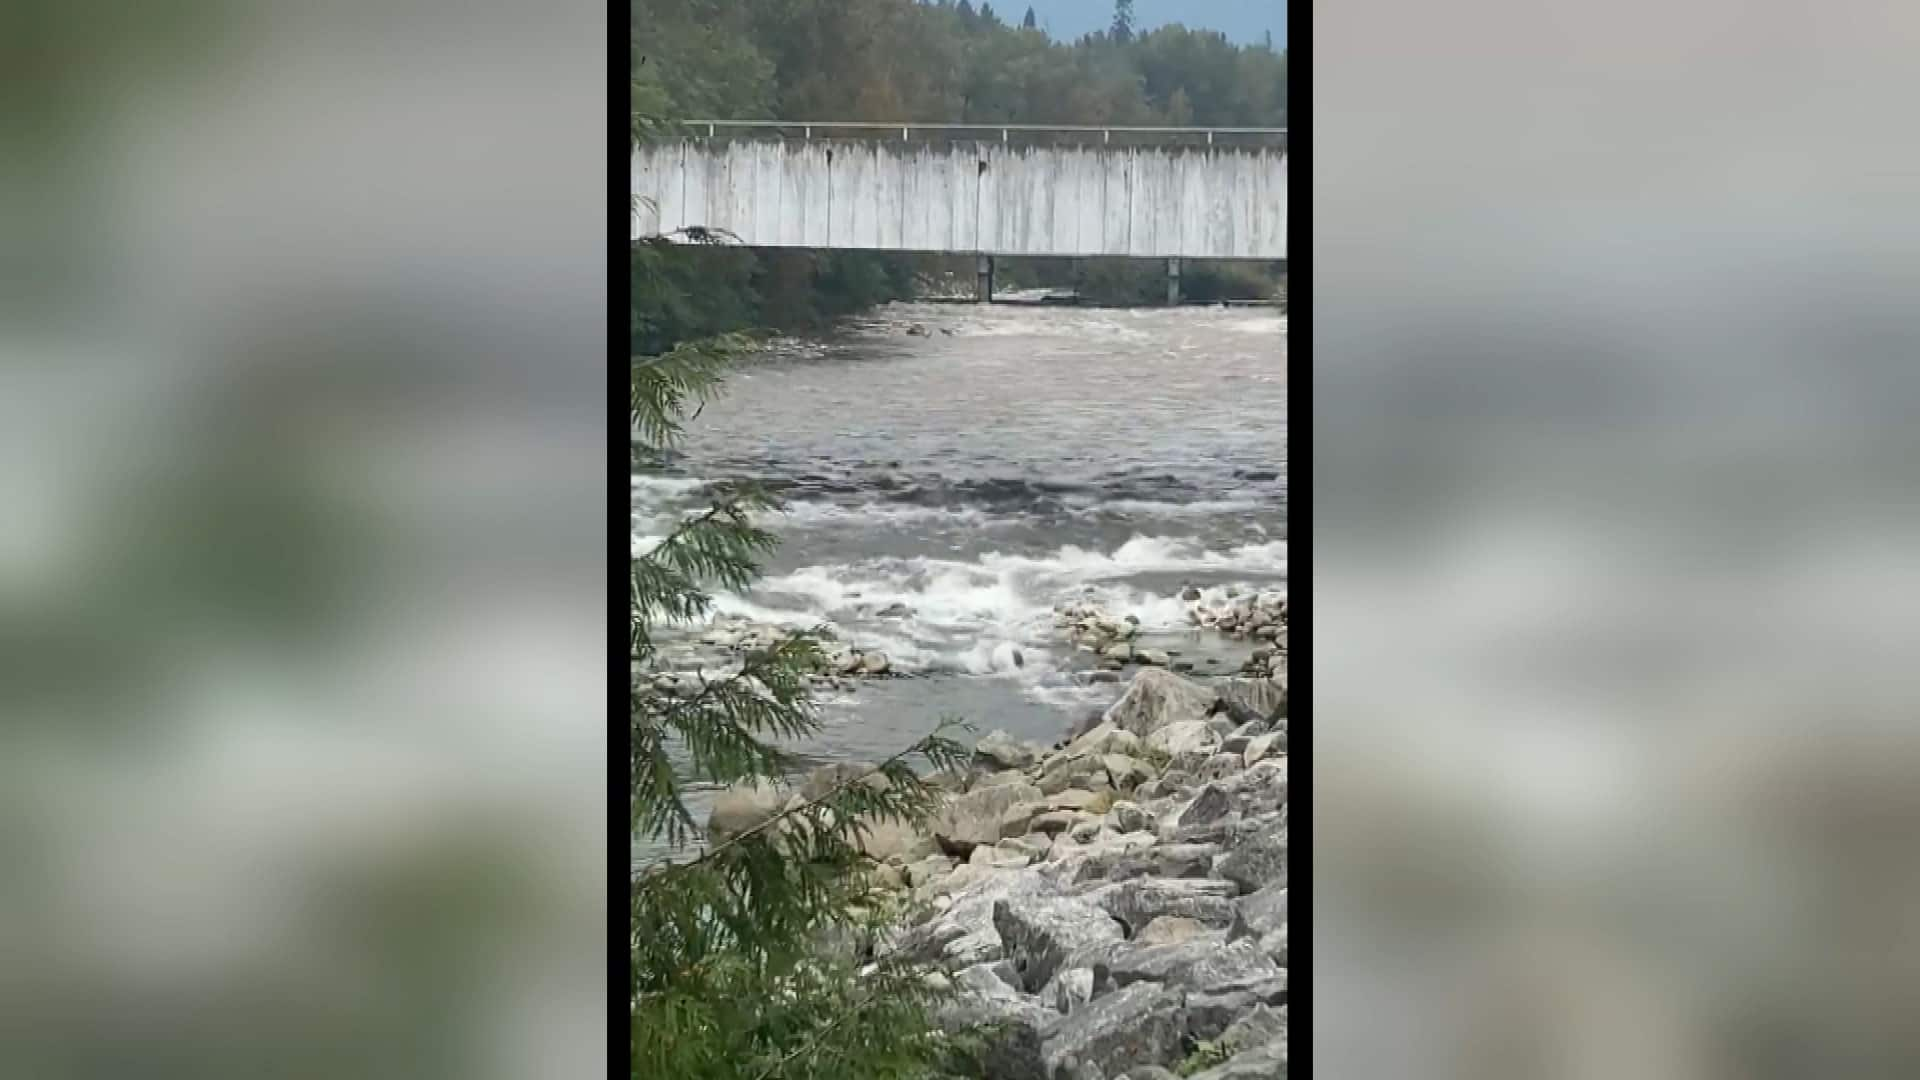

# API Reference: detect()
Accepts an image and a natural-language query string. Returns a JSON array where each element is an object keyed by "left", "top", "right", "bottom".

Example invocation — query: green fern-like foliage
[{"left": 631, "top": 100, "right": 967, "bottom": 1079}]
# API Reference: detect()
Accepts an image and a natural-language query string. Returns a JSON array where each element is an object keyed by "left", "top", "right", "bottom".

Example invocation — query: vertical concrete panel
[
  {"left": 679, "top": 142, "right": 709, "bottom": 235},
  {"left": 845, "top": 144, "right": 877, "bottom": 249},
  {"left": 875, "top": 144, "right": 905, "bottom": 250},
  {"left": 1276, "top": 153, "right": 1288, "bottom": 257},
  {"left": 825, "top": 144, "right": 850, "bottom": 248},
  {"left": 917, "top": 146, "right": 949, "bottom": 252},
  {"left": 1126, "top": 150, "right": 1168, "bottom": 256},
  {"left": 1029, "top": 146, "right": 1059, "bottom": 253},
  {"left": 1240, "top": 151, "right": 1261, "bottom": 260},
  {"left": 1208, "top": 150, "right": 1239, "bottom": 259},
  {"left": 696, "top": 143, "right": 729, "bottom": 234},
  {"left": 1019, "top": 146, "right": 1046, "bottom": 254},
  {"left": 650, "top": 144, "right": 678, "bottom": 234},
  {"left": 951, "top": 149, "right": 979, "bottom": 252},
  {"left": 724, "top": 142, "right": 752, "bottom": 239},
  {"left": 752, "top": 141, "right": 781, "bottom": 244},
  {"left": 1176, "top": 150, "right": 1209, "bottom": 260},
  {"left": 777, "top": 142, "right": 801, "bottom": 245},
  {"left": 976, "top": 146, "right": 1005, "bottom": 253},
  {"left": 1101, "top": 150, "right": 1131, "bottom": 256},
  {"left": 804, "top": 143, "right": 834, "bottom": 247},
  {"left": 1028, "top": 146, "right": 1052, "bottom": 253},
  {"left": 921, "top": 145, "right": 950, "bottom": 253},
  {"left": 631, "top": 146, "right": 660, "bottom": 238},
  {"left": 1050, "top": 149, "right": 1082, "bottom": 253},
  {"left": 899, "top": 146, "right": 925, "bottom": 251},
  {"left": 981, "top": 145, "right": 1008, "bottom": 253},
  {"left": 1070, "top": 148, "right": 1104, "bottom": 256},
  {"left": 1255, "top": 151, "right": 1285, "bottom": 260},
  {"left": 1001, "top": 147, "right": 1025, "bottom": 254}
]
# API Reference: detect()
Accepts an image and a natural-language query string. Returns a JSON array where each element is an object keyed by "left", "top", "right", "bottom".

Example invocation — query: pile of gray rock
[
  {"left": 1185, "top": 589, "right": 1287, "bottom": 644},
  {"left": 832, "top": 667, "right": 1287, "bottom": 1079},
  {"left": 1053, "top": 603, "right": 1178, "bottom": 671},
  {"left": 690, "top": 614, "right": 898, "bottom": 686}
]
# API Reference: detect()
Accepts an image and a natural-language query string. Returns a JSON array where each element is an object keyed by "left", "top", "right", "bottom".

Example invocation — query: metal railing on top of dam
[{"left": 668, "top": 120, "right": 1287, "bottom": 149}]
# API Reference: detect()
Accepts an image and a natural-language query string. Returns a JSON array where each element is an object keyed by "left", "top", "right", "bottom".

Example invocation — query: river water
[{"left": 633, "top": 300, "right": 1285, "bottom": 850}]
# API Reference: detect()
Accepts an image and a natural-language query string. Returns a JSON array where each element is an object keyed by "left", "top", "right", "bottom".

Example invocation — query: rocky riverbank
[{"left": 708, "top": 661, "right": 1288, "bottom": 1079}]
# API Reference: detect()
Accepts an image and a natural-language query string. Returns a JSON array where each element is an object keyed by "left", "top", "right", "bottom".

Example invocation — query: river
[{"left": 633, "top": 299, "right": 1285, "bottom": 857}]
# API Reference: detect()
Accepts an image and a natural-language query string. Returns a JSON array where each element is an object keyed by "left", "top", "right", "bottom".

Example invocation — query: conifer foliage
[{"left": 630, "top": 94, "right": 969, "bottom": 1078}]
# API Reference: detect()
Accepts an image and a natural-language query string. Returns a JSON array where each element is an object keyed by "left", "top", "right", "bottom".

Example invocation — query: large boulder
[
  {"left": 1045, "top": 789, "right": 1110, "bottom": 812},
  {"left": 936, "top": 781, "right": 1045, "bottom": 855},
  {"left": 707, "top": 779, "right": 785, "bottom": 840},
  {"left": 1170, "top": 783, "right": 1235, "bottom": 830},
  {"left": 1215, "top": 819, "right": 1287, "bottom": 893},
  {"left": 1039, "top": 982, "right": 1188, "bottom": 1080},
  {"left": 1036, "top": 752, "right": 1115, "bottom": 796},
  {"left": 1215, "top": 678, "right": 1286, "bottom": 723},
  {"left": 1186, "top": 986, "right": 1287, "bottom": 1042},
  {"left": 994, "top": 896, "right": 1126, "bottom": 992},
  {"left": 1085, "top": 877, "right": 1240, "bottom": 936},
  {"left": 1136, "top": 916, "right": 1223, "bottom": 946},
  {"left": 1145, "top": 719, "right": 1221, "bottom": 758},
  {"left": 1102, "top": 753, "right": 1157, "bottom": 792},
  {"left": 1064, "top": 721, "right": 1144, "bottom": 759},
  {"left": 1237, "top": 883, "right": 1287, "bottom": 939},
  {"left": 1104, "top": 669, "right": 1217, "bottom": 738},
  {"left": 1078, "top": 830, "right": 1160, "bottom": 860},
  {"left": 976, "top": 729, "right": 1040, "bottom": 770},
  {"left": 1107, "top": 800, "right": 1152, "bottom": 833},
  {"left": 1103, "top": 843, "right": 1221, "bottom": 882},
  {"left": 1217, "top": 1004, "right": 1286, "bottom": 1056},
  {"left": 954, "top": 961, "right": 1023, "bottom": 999},
  {"left": 856, "top": 817, "right": 937, "bottom": 863},
  {"left": 1242, "top": 732, "right": 1283, "bottom": 766},
  {"left": 1044, "top": 965, "right": 1097, "bottom": 1015},
  {"left": 899, "top": 868, "right": 1053, "bottom": 965},
  {"left": 937, "top": 991, "right": 1058, "bottom": 1080},
  {"left": 1107, "top": 939, "right": 1284, "bottom": 996}
]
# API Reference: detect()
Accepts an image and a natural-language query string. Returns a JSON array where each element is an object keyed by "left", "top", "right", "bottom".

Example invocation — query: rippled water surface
[{"left": 634, "top": 301, "right": 1284, "bottom": 851}]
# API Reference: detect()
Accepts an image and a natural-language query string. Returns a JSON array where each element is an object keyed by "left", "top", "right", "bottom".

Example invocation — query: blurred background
[
  {"left": 0, "top": 1, "right": 606, "bottom": 1076},
  {"left": 1315, "top": 0, "right": 1920, "bottom": 1077}
]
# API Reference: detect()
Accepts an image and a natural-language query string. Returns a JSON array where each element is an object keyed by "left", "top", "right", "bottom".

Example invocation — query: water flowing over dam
[{"left": 632, "top": 123, "right": 1286, "bottom": 261}]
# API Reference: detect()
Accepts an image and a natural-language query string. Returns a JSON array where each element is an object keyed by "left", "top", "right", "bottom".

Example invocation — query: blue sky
[{"left": 1020, "top": 0, "right": 1285, "bottom": 47}]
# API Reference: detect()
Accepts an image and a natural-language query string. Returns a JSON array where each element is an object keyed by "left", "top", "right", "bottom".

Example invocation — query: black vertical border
[
  {"left": 612, "top": 0, "right": 633, "bottom": 1070},
  {"left": 1284, "top": 0, "right": 1312, "bottom": 1073}
]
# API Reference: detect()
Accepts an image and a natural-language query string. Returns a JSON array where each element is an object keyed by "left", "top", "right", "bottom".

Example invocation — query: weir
[{"left": 632, "top": 122, "right": 1286, "bottom": 301}]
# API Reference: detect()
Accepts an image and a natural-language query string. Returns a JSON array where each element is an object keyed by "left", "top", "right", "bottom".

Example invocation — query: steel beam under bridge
[{"left": 632, "top": 122, "right": 1286, "bottom": 261}]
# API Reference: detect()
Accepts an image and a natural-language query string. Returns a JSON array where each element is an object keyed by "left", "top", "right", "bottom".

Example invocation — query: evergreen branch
[{"left": 749, "top": 1000, "right": 866, "bottom": 1080}]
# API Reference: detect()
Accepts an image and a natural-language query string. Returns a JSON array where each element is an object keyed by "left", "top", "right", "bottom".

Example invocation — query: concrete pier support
[
  {"left": 1166, "top": 257, "right": 1182, "bottom": 306},
  {"left": 976, "top": 255, "right": 995, "bottom": 303}
]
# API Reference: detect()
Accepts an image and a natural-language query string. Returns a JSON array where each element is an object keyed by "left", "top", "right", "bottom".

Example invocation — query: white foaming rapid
[
  {"left": 704, "top": 535, "right": 1286, "bottom": 696},
  {"left": 770, "top": 499, "right": 997, "bottom": 530}
]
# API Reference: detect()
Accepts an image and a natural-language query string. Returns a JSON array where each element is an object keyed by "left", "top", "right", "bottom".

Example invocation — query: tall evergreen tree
[
  {"left": 1111, "top": 0, "right": 1135, "bottom": 43},
  {"left": 1022, "top": 5, "right": 1037, "bottom": 30}
]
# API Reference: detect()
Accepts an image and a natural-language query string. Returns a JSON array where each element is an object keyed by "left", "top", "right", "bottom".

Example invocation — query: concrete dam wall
[{"left": 631, "top": 138, "right": 1286, "bottom": 260}]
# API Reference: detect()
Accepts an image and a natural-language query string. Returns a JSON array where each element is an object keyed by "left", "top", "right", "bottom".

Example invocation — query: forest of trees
[
  {"left": 632, "top": 0, "right": 1287, "bottom": 336},
  {"left": 634, "top": 0, "right": 1284, "bottom": 130}
]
